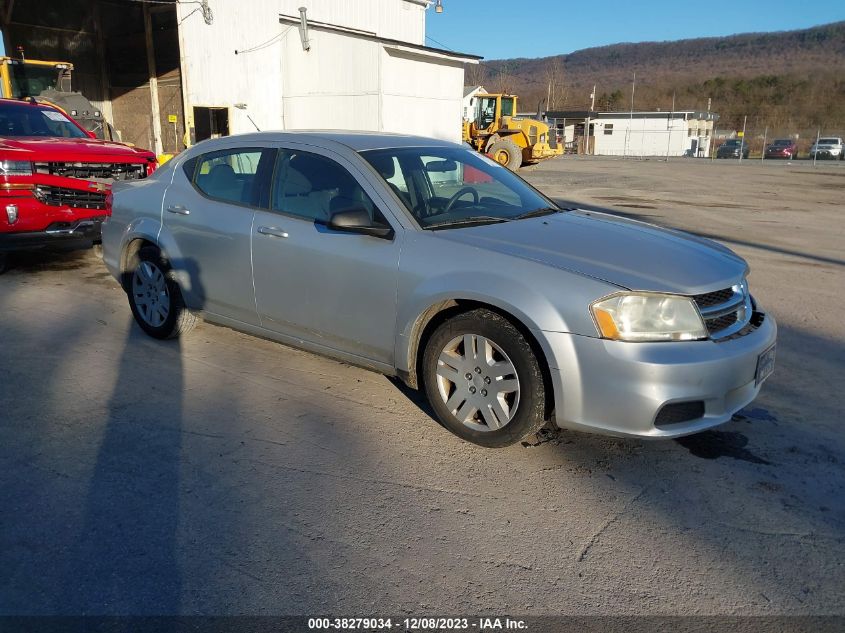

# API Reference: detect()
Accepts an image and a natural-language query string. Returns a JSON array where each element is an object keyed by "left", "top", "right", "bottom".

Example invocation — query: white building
[
  {"left": 462, "top": 85, "right": 487, "bottom": 121},
  {"left": 547, "top": 110, "right": 719, "bottom": 157},
  {"left": 176, "top": 0, "right": 480, "bottom": 145}
]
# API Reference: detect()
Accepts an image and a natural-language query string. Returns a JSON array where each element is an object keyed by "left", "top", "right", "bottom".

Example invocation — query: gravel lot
[{"left": 1, "top": 156, "right": 842, "bottom": 616}]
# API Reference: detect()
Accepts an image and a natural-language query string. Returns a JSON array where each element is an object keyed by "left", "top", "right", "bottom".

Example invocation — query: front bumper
[
  {"left": 0, "top": 217, "right": 105, "bottom": 252},
  {"left": 543, "top": 311, "right": 777, "bottom": 438}
]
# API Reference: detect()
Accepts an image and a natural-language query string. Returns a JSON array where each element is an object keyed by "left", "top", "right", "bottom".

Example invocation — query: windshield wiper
[
  {"left": 512, "top": 206, "right": 562, "bottom": 220},
  {"left": 425, "top": 216, "right": 511, "bottom": 230}
]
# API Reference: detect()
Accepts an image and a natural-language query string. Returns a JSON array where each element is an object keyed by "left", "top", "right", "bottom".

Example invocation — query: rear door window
[{"left": 192, "top": 148, "right": 276, "bottom": 207}]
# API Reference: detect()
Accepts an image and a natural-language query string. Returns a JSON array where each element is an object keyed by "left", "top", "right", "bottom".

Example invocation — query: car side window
[
  {"left": 192, "top": 148, "right": 275, "bottom": 208},
  {"left": 271, "top": 149, "right": 386, "bottom": 225}
]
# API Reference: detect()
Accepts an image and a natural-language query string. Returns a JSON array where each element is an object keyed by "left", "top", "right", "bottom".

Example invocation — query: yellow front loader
[
  {"left": 463, "top": 93, "right": 561, "bottom": 170},
  {"left": 0, "top": 56, "right": 73, "bottom": 99}
]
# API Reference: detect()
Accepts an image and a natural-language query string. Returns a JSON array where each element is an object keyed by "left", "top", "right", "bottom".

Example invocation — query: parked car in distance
[
  {"left": 764, "top": 138, "right": 798, "bottom": 160},
  {"left": 808, "top": 137, "right": 843, "bottom": 160},
  {"left": 716, "top": 139, "right": 750, "bottom": 159},
  {"left": 103, "top": 132, "right": 777, "bottom": 448},
  {"left": 0, "top": 98, "right": 157, "bottom": 273}
]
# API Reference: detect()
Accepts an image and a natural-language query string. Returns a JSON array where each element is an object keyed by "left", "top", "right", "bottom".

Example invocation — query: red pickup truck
[{"left": 0, "top": 98, "right": 157, "bottom": 272}]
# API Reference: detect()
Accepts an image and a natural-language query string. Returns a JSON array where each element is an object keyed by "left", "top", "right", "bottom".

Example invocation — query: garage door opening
[{"left": 193, "top": 106, "right": 229, "bottom": 143}]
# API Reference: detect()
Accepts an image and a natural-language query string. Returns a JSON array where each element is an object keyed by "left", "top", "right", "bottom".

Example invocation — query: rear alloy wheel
[
  {"left": 422, "top": 309, "right": 546, "bottom": 447},
  {"left": 488, "top": 139, "right": 523, "bottom": 171},
  {"left": 127, "top": 246, "right": 197, "bottom": 339}
]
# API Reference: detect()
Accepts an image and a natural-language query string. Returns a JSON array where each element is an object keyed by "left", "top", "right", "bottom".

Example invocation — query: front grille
[
  {"left": 704, "top": 311, "right": 739, "bottom": 334},
  {"left": 33, "top": 161, "right": 146, "bottom": 181},
  {"left": 693, "top": 287, "right": 734, "bottom": 308},
  {"left": 655, "top": 401, "right": 705, "bottom": 427},
  {"left": 692, "top": 284, "right": 751, "bottom": 340},
  {"left": 34, "top": 185, "right": 108, "bottom": 210}
]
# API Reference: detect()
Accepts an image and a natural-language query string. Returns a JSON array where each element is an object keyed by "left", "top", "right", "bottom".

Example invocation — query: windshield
[
  {"left": 723, "top": 140, "right": 741, "bottom": 146},
  {"left": 772, "top": 139, "right": 791, "bottom": 146},
  {"left": 361, "top": 146, "right": 557, "bottom": 229},
  {"left": 0, "top": 104, "right": 87, "bottom": 138},
  {"left": 819, "top": 138, "right": 840, "bottom": 145},
  {"left": 7, "top": 63, "right": 63, "bottom": 98}
]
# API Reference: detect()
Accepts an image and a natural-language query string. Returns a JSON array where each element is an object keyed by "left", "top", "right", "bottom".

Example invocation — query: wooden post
[
  {"left": 91, "top": 0, "right": 114, "bottom": 137},
  {"left": 143, "top": 3, "right": 163, "bottom": 155}
]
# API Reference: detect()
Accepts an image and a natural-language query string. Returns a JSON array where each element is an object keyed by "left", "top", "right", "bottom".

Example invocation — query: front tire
[
  {"left": 489, "top": 139, "right": 523, "bottom": 171},
  {"left": 422, "top": 309, "right": 546, "bottom": 448},
  {"left": 126, "top": 246, "right": 197, "bottom": 339}
]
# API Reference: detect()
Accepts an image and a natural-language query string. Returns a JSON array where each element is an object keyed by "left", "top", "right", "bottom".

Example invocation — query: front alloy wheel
[
  {"left": 422, "top": 308, "right": 547, "bottom": 447},
  {"left": 435, "top": 333, "right": 520, "bottom": 432}
]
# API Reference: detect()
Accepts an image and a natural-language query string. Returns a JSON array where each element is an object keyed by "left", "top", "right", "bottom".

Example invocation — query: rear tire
[
  {"left": 489, "top": 139, "right": 523, "bottom": 171},
  {"left": 0, "top": 253, "right": 7, "bottom": 274},
  {"left": 422, "top": 309, "right": 546, "bottom": 448},
  {"left": 126, "top": 245, "right": 197, "bottom": 339}
]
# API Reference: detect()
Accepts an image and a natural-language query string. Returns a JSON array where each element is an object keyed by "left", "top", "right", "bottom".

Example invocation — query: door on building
[
  {"left": 251, "top": 145, "right": 402, "bottom": 366},
  {"left": 163, "top": 145, "right": 275, "bottom": 324},
  {"left": 193, "top": 106, "right": 229, "bottom": 143}
]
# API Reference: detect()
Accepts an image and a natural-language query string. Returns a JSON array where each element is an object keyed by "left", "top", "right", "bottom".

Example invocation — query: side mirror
[{"left": 328, "top": 208, "right": 394, "bottom": 240}]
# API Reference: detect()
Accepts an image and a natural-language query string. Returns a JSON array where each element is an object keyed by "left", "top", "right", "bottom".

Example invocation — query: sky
[{"left": 425, "top": 0, "right": 845, "bottom": 60}]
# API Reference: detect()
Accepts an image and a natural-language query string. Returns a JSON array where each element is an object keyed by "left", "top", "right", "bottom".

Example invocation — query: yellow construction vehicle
[
  {"left": 0, "top": 55, "right": 73, "bottom": 99},
  {"left": 463, "top": 93, "right": 561, "bottom": 170}
]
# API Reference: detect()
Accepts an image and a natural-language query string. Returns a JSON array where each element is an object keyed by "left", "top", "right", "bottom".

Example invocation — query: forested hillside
[{"left": 469, "top": 22, "right": 845, "bottom": 135}]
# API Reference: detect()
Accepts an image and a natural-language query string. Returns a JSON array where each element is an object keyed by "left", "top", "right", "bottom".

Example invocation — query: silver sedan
[{"left": 102, "top": 132, "right": 777, "bottom": 447}]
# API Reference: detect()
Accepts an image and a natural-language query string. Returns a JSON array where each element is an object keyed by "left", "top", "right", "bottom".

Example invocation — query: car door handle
[
  {"left": 167, "top": 204, "right": 190, "bottom": 215},
  {"left": 257, "top": 226, "right": 288, "bottom": 238}
]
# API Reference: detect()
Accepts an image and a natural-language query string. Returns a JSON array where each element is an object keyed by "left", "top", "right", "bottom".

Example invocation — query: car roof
[{"left": 196, "top": 130, "right": 463, "bottom": 153}]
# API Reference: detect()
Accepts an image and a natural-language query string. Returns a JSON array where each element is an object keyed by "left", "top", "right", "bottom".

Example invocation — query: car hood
[
  {"left": 431, "top": 210, "right": 748, "bottom": 294},
  {"left": 0, "top": 136, "right": 155, "bottom": 163}
]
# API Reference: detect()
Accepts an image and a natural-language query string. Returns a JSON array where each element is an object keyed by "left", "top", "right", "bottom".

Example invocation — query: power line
[
  {"left": 235, "top": 26, "right": 295, "bottom": 55},
  {"left": 425, "top": 35, "right": 454, "bottom": 51}
]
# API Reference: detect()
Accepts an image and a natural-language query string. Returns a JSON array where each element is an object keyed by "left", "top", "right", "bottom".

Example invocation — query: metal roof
[
  {"left": 279, "top": 14, "right": 483, "bottom": 62},
  {"left": 547, "top": 110, "right": 720, "bottom": 121}
]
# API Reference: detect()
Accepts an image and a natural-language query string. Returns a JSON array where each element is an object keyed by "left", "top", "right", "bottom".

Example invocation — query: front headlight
[
  {"left": 591, "top": 293, "right": 708, "bottom": 342},
  {"left": 0, "top": 160, "right": 33, "bottom": 176}
]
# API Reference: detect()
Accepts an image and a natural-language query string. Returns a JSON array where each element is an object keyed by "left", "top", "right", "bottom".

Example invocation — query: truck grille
[
  {"left": 34, "top": 185, "right": 108, "bottom": 210},
  {"left": 692, "top": 283, "right": 752, "bottom": 339},
  {"left": 33, "top": 161, "right": 146, "bottom": 181}
]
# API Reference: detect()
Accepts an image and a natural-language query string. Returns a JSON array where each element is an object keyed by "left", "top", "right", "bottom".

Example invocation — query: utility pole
[
  {"left": 761, "top": 126, "right": 767, "bottom": 162},
  {"left": 590, "top": 84, "right": 596, "bottom": 111},
  {"left": 665, "top": 91, "right": 675, "bottom": 161},
  {"left": 738, "top": 115, "right": 747, "bottom": 164},
  {"left": 625, "top": 72, "right": 636, "bottom": 158},
  {"left": 813, "top": 127, "right": 820, "bottom": 167}
]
